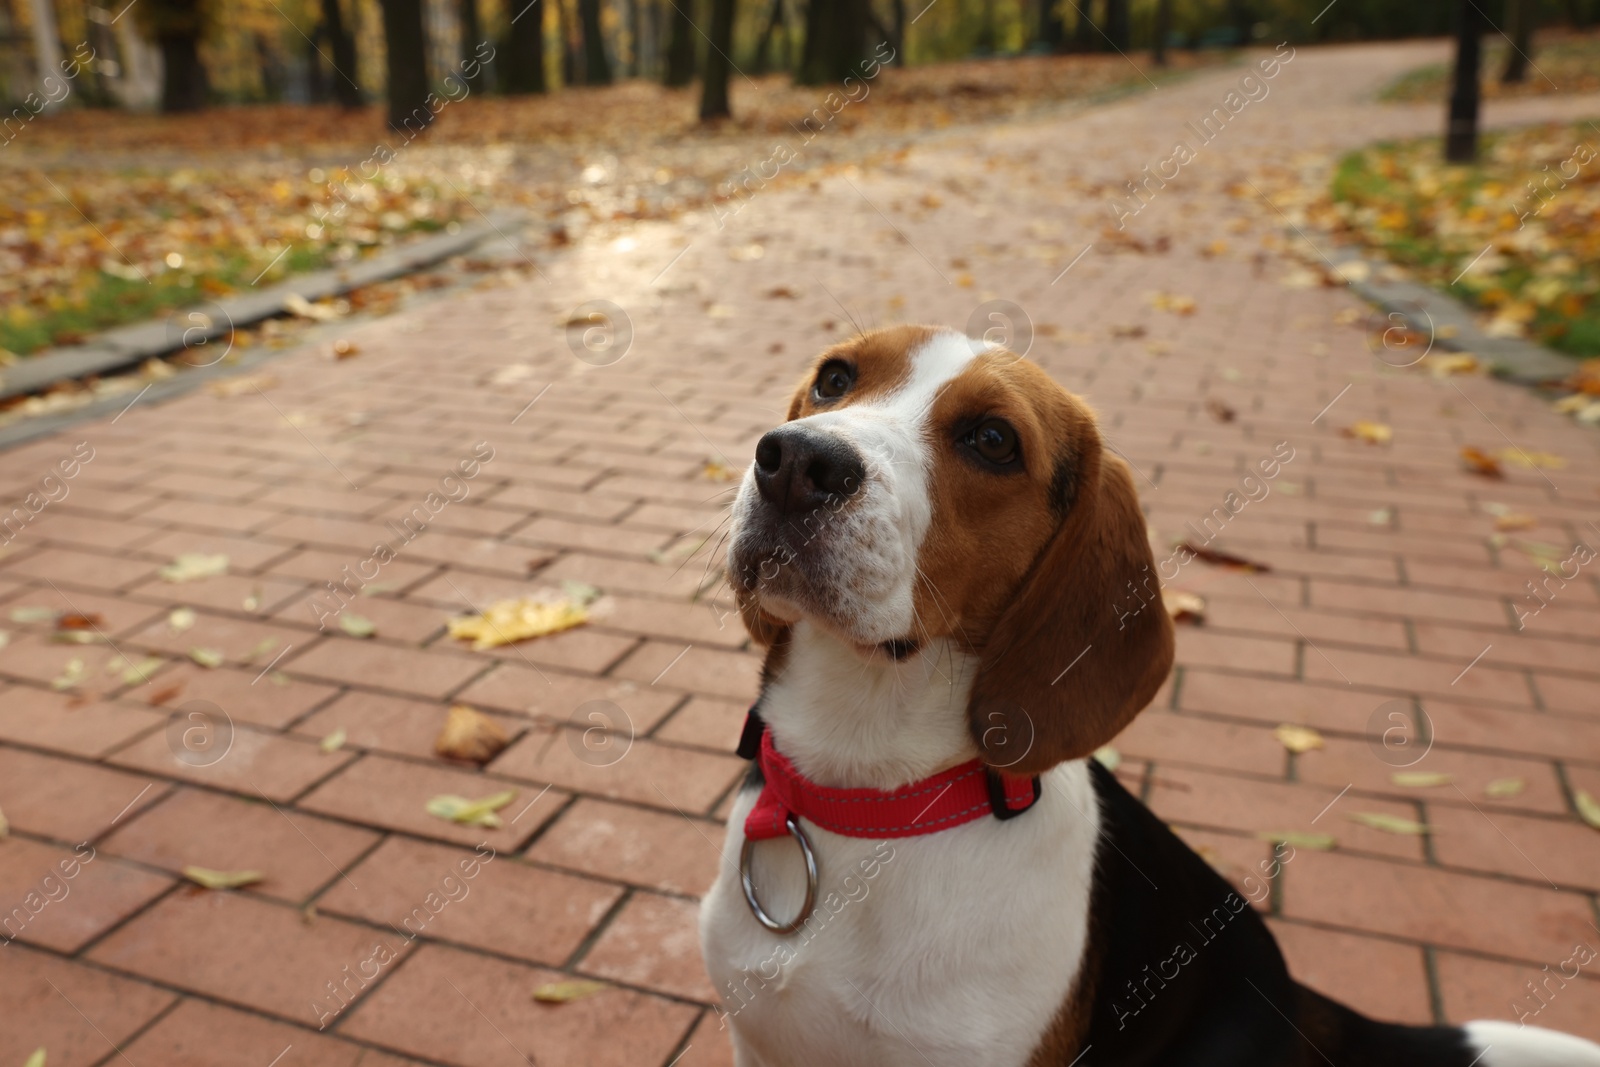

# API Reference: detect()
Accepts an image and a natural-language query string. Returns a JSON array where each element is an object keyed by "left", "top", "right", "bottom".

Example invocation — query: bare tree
[
  {"left": 797, "top": 0, "right": 865, "bottom": 84},
  {"left": 700, "top": 0, "right": 734, "bottom": 117},
  {"left": 379, "top": 0, "right": 431, "bottom": 134},
  {"left": 664, "top": 0, "right": 696, "bottom": 85},
  {"left": 140, "top": 0, "right": 210, "bottom": 111},
  {"left": 324, "top": 0, "right": 362, "bottom": 106},
  {"left": 505, "top": 0, "right": 546, "bottom": 91},
  {"left": 1501, "top": 0, "right": 1536, "bottom": 83},
  {"left": 1151, "top": 0, "right": 1170, "bottom": 64},
  {"left": 578, "top": 0, "right": 612, "bottom": 82}
]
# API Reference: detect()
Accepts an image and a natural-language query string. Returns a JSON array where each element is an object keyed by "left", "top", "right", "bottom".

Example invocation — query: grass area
[
  {"left": 1380, "top": 30, "right": 1600, "bottom": 102},
  {"left": 1325, "top": 120, "right": 1600, "bottom": 357},
  {"left": 0, "top": 51, "right": 1218, "bottom": 358}
]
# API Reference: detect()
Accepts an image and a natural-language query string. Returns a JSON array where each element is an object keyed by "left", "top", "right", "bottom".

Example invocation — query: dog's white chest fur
[{"left": 699, "top": 632, "right": 1100, "bottom": 1067}]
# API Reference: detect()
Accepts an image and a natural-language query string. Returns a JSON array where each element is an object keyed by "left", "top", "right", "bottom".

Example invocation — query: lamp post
[{"left": 1446, "top": 0, "right": 1482, "bottom": 162}]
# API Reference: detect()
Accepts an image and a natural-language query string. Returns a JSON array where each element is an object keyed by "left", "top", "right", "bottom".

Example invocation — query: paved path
[{"left": 3, "top": 40, "right": 1599, "bottom": 1067}]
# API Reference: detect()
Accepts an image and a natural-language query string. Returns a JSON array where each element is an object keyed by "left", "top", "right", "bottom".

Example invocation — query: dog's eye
[
  {"left": 964, "top": 419, "right": 1019, "bottom": 465},
  {"left": 814, "top": 361, "right": 855, "bottom": 401}
]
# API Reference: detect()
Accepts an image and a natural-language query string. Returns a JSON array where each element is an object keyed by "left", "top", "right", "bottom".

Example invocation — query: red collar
[{"left": 738, "top": 710, "right": 1041, "bottom": 842}]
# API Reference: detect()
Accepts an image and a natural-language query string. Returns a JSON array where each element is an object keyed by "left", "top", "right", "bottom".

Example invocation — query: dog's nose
[{"left": 753, "top": 426, "right": 866, "bottom": 516}]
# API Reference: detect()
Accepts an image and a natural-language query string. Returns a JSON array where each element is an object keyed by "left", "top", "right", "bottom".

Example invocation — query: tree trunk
[
  {"left": 699, "top": 0, "right": 734, "bottom": 118},
  {"left": 1070, "top": 0, "right": 1099, "bottom": 51},
  {"left": 460, "top": 0, "right": 485, "bottom": 89},
  {"left": 505, "top": 0, "right": 546, "bottom": 92},
  {"left": 157, "top": 32, "right": 208, "bottom": 111},
  {"left": 753, "top": 0, "right": 783, "bottom": 73},
  {"left": 976, "top": 0, "right": 996, "bottom": 51},
  {"left": 796, "top": 0, "right": 864, "bottom": 84},
  {"left": 27, "top": 0, "right": 64, "bottom": 110},
  {"left": 380, "top": 0, "right": 432, "bottom": 136},
  {"left": 1446, "top": 0, "right": 1482, "bottom": 162},
  {"left": 890, "top": 0, "right": 904, "bottom": 60},
  {"left": 1151, "top": 0, "right": 1169, "bottom": 64},
  {"left": 307, "top": 20, "right": 330, "bottom": 101},
  {"left": 324, "top": 0, "right": 362, "bottom": 107},
  {"left": 1501, "top": 0, "right": 1535, "bottom": 83},
  {"left": 561, "top": 0, "right": 578, "bottom": 85},
  {"left": 626, "top": 0, "right": 640, "bottom": 74},
  {"left": 664, "top": 0, "right": 696, "bottom": 85},
  {"left": 1039, "top": 0, "right": 1064, "bottom": 53},
  {"left": 1104, "top": 0, "right": 1128, "bottom": 50},
  {"left": 578, "top": 0, "right": 611, "bottom": 82}
]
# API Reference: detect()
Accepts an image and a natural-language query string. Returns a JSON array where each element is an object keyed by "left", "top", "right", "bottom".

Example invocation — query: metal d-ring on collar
[{"left": 740, "top": 813, "right": 819, "bottom": 934}]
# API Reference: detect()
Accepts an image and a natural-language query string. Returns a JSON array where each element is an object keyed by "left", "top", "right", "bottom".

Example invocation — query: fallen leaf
[
  {"left": 703, "top": 459, "right": 736, "bottom": 482},
  {"left": 51, "top": 658, "right": 86, "bottom": 690},
  {"left": 1274, "top": 724, "right": 1325, "bottom": 754},
  {"left": 148, "top": 682, "right": 185, "bottom": 705},
  {"left": 560, "top": 581, "right": 603, "bottom": 607},
  {"left": 240, "top": 637, "right": 278, "bottom": 663},
  {"left": 1254, "top": 830, "right": 1336, "bottom": 851},
  {"left": 533, "top": 980, "right": 609, "bottom": 1004},
  {"left": 435, "top": 704, "right": 510, "bottom": 764},
  {"left": 1092, "top": 744, "right": 1121, "bottom": 771},
  {"left": 1347, "top": 812, "right": 1428, "bottom": 835},
  {"left": 320, "top": 727, "right": 347, "bottom": 754},
  {"left": 1390, "top": 771, "right": 1453, "bottom": 788},
  {"left": 9, "top": 606, "right": 56, "bottom": 623},
  {"left": 55, "top": 612, "right": 102, "bottom": 631},
  {"left": 1205, "top": 398, "right": 1236, "bottom": 423},
  {"left": 285, "top": 293, "right": 341, "bottom": 320},
  {"left": 1149, "top": 291, "right": 1198, "bottom": 314},
  {"left": 1368, "top": 507, "right": 1394, "bottom": 525},
  {"left": 764, "top": 286, "right": 798, "bottom": 299},
  {"left": 168, "top": 607, "right": 198, "bottom": 633},
  {"left": 1459, "top": 446, "right": 1502, "bottom": 478},
  {"left": 1576, "top": 790, "right": 1600, "bottom": 831},
  {"left": 206, "top": 374, "right": 279, "bottom": 398},
  {"left": 22, "top": 1049, "right": 44, "bottom": 1067},
  {"left": 332, "top": 339, "right": 360, "bottom": 359},
  {"left": 242, "top": 588, "right": 262, "bottom": 612},
  {"left": 447, "top": 596, "right": 589, "bottom": 650},
  {"left": 1178, "top": 542, "right": 1272, "bottom": 573},
  {"left": 1493, "top": 513, "right": 1536, "bottom": 531},
  {"left": 189, "top": 647, "right": 224, "bottom": 669},
  {"left": 1110, "top": 323, "right": 1147, "bottom": 339},
  {"left": 119, "top": 656, "right": 164, "bottom": 685},
  {"left": 1332, "top": 259, "right": 1371, "bottom": 283},
  {"left": 1485, "top": 777, "right": 1525, "bottom": 799},
  {"left": 339, "top": 614, "right": 376, "bottom": 638},
  {"left": 0, "top": 630, "right": 8, "bottom": 650},
  {"left": 159, "top": 553, "right": 229, "bottom": 583},
  {"left": 1342, "top": 420, "right": 1392, "bottom": 445},
  {"left": 302, "top": 904, "right": 318, "bottom": 925},
  {"left": 1162, "top": 589, "right": 1206, "bottom": 625},
  {"left": 1498, "top": 448, "right": 1566, "bottom": 470},
  {"left": 426, "top": 789, "right": 518, "bottom": 828},
  {"left": 0, "top": 806, "right": 9, "bottom": 838},
  {"left": 183, "top": 866, "right": 264, "bottom": 890}
]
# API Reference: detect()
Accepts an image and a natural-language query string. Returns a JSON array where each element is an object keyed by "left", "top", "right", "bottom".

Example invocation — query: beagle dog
[{"left": 699, "top": 326, "right": 1600, "bottom": 1067}]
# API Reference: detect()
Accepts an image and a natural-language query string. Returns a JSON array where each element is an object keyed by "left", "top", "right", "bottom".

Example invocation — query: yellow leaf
[
  {"left": 1347, "top": 812, "right": 1428, "bottom": 835},
  {"left": 1486, "top": 777, "right": 1525, "bottom": 799},
  {"left": 426, "top": 790, "right": 517, "bottom": 828},
  {"left": 9, "top": 606, "right": 56, "bottom": 623},
  {"left": 120, "top": 656, "right": 164, "bottom": 685},
  {"left": 447, "top": 597, "right": 588, "bottom": 651},
  {"left": 1419, "top": 353, "right": 1478, "bottom": 377},
  {"left": 1273, "top": 724, "right": 1324, "bottom": 754},
  {"left": 1576, "top": 790, "right": 1600, "bottom": 831},
  {"left": 23, "top": 1049, "right": 45, "bottom": 1067},
  {"left": 435, "top": 704, "right": 509, "bottom": 764},
  {"left": 207, "top": 374, "right": 278, "bottom": 398},
  {"left": 51, "top": 658, "right": 86, "bottom": 690},
  {"left": 159, "top": 553, "right": 229, "bottom": 583},
  {"left": 1390, "top": 771, "right": 1453, "bottom": 788},
  {"left": 533, "top": 980, "right": 609, "bottom": 1004},
  {"left": 168, "top": 607, "right": 197, "bottom": 633},
  {"left": 189, "top": 647, "right": 224, "bottom": 669},
  {"left": 703, "top": 459, "right": 736, "bottom": 482},
  {"left": 339, "top": 614, "right": 376, "bottom": 638},
  {"left": 320, "top": 727, "right": 347, "bottom": 754},
  {"left": 1254, "top": 830, "right": 1336, "bottom": 851},
  {"left": 1493, "top": 513, "right": 1536, "bottom": 531},
  {"left": 1498, "top": 448, "right": 1566, "bottom": 470},
  {"left": 1092, "top": 745, "right": 1121, "bottom": 771},
  {"left": 1342, "top": 421, "right": 1392, "bottom": 445},
  {"left": 0, "top": 805, "right": 9, "bottom": 838},
  {"left": 1162, "top": 589, "right": 1205, "bottom": 625},
  {"left": 183, "top": 866, "right": 264, "bottom": 890}
]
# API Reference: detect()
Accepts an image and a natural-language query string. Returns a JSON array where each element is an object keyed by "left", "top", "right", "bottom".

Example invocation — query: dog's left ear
[{"left": 968, "top": 435, "right": 1174, "bottom": 777}]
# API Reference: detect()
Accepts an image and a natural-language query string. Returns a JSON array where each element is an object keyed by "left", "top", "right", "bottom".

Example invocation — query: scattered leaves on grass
[
  {"left": 1162, "top": 589, "right": 1206, "bottom": 625},
  {"left": 168, "top": 607, "right": 197, "bottom": 634},
  {"left": 1486, "top": 777, "right": 1526, "bottom": 799},
  {"left": 319, "top": 727, "right": 347, "bottom": 754},
  {"left": 1204, "top": 398, "right": 1236, "bottom": 422},
  {"left": 1254, "top": 830, "right": 1336, "bottom": 851},
  {"left": 1178, "top": 542, "right": 1272, "bottom": 573},
  {"left": 1391, "top": 771, "right": 1454, "bottom": 788},
  {"left": 188, "top": 647, "right": 224, "bottom": 669},
  {"left": 448, "top": 596, "right": 589, "bottom": 650},
  {"left": 1574, "top": 790, "right": 1600, "bottom": 831},
  {"left": 1459, "top": 447, "right": 1502, "bottom": 478},
  {"left": 1274, "top": 724, "right": 1325, "bottom": 754},
  {"left": 339, "top": 614, "right": 376, "bottom": 639},
  {"left": 1347, "top": 812, "right": 1428, "bottom": 835},
  {"left": 435, "top": 704, "right": 510, "bottom": 764},
  {"left": 533, "top": 980, "right": 609, "bottom": 1004},
  {"left": 1092, "top": 745, "right": 1120, "bottom": 771},
  {"left": 1342, "top": 420, "right": 1392, "bottom": 445},
  {"left": 183, "top": 866, "right": 264, "bottom": 890},
  {"left": 207, "top": 374, "right": 278, "bottom": 398},
  {"left": 426, "top": 789, "right": 517, "bottom": 829},
  {"left": 159, "top": 553, "right": 229, "bottom": 583}
]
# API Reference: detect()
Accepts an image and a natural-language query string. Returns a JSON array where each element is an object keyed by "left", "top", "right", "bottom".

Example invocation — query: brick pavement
[{"left": 3, "top": 39, "right": 1600, "bottom": 1067}]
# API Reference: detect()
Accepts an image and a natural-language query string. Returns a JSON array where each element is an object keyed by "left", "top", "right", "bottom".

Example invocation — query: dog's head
[{"left": 726, "top": 325, "right": 1173, "bottom": 776}]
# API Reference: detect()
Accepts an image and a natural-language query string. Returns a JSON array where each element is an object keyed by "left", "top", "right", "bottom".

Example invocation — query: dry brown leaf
[
  {"left": 55, "top": 613, "right": 102, "bottom": 631},
  {"left": 148, "top": 682, "right": 185, "bottom": 705},
  {"left": 1493, "top": 513, "right": 1536, "bottom": 532},
  {"left": 1342, "top": 421, "right": 1392, "bottom": 445},
  {"left": 1204, "top": 398, "right": 1236, "bottom": 423},
  {"left": 1273, "top": 724, "right": 1325, "bottom": 754},
  {"left": 533, "top": 980, "right": 609, "bottom": 1004},
  {"left": 1460, "top": 446, "right": 1503, "bottom": 478},
  {"left": 1178, "top": 542, "right": 1272, "bottom": 573},
  {"left": 332, "top": 339, "right": 360, "bottom": 359},
  {"left": 435, "top": 704, "right": 509, "bottom": 764},
  {"left": 1162, "top": 589, "right": 1206, "bottom": 625}
]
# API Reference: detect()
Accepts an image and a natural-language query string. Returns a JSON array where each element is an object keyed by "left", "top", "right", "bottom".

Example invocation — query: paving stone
[
  {"left": 526, "top": 797, "right": 723, "bottom": 896},
  {"left": 0, "top": 834, "right": 173, "bottom": 951},
  {"left": 122, "top": 997, "right": 429, "bottom": 1067},
  {"left": 0, "top": 943, "right": 178, "bottom": 1067},
  {"left": 0, "top": 745, "right": 167, "bottom": 842},
  {"left": 0, "top": 685, "right": 166, "bottom": 758},
  {"left": 452, "top": 662, "right": 682, "bottom": 732},
  {"left": 491, "top": 729, "right": 745, "bottom": 815},
  {"left": 292, "top": 689, "right": 527, "bottom": 762},
  {"left": 1434, "top": 949, "right": 1600, "bottom": 1040},
  {"left": 109, "top": 721, "right": 356, "bottom": 802}
]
